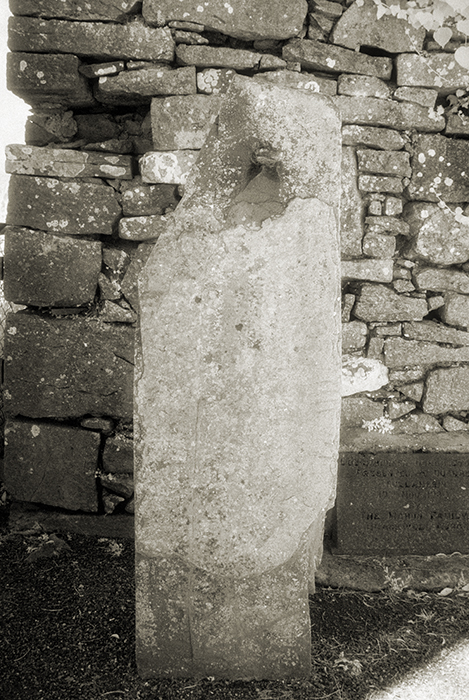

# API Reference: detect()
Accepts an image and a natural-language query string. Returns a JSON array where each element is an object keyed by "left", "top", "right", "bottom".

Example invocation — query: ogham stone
[
  {"left": 135, "top": 75, "right": 341, "bottom": 679},
  {"left": 142, "top": 0, "right": 308, "bottom": 41}
]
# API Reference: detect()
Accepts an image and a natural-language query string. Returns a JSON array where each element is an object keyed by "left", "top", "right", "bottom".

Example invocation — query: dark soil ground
[{"left": 2, "top": 507, "right": 469, "bottom": 700}]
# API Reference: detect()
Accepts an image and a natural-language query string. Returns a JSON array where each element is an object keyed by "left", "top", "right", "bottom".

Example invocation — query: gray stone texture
[
  {"left": 342, "top": 321, "right": 367, "bottom": 352},
  {"left": 341, "top": 396, "right": 384, "bottom": 428},
  {"left": 397, "top": 53, "right": 469, "bottom": 92},
  {"left": 4, "top": 226, "right": 102, "bottom": 307},
  {"left": 8, "top": 16, "right": 174, "bottom": 62},
  {"left": 342, "top": 125, "right": 407, "bottom": 150},
  {"left": 120, "top": 180, "right": 178, "bottom": 216},
  {"left": 424, "top": 367, "right": 469, "bottom": 414},
  {"left": 5, "top": 144, "right": 132, "bottom": 180},
  {"left": 358, "top": 174, "right": 404, "bottom": 194},
  {"left": 438, "top": 292, "right": 469, "bottom": 329},
  {"left": 121, "top": 242, "right": 155, "bottom": 311},
  {"left": 197, "top": 68, "right": 236, "bottom": 95},
  {"left": 331, "top": 0, "right": 425, "bottom": 53},
  {"left": 362, "top": 232, "right": 396, "bottom": 258},
  {"left": 25, "top": 111, "right": 77, "bottom": 146},
  {"left": 9, "top": 0, "right": 142, "bottom": 21},
  {"left": 3, "top": 314, "right": 134, "bottom": 419},
  {"left": 403, "top": 321, "right": 469, "bottom": 346},
  {"left": 151, "top": 95, "right": 221, "bottom": 150},
  {"left": 404, "top": 202, "right": 469, "bottom": 265},
  {"left": 354, "top": 283, "right": 428, "bottom": 322},
  {"left": 393, "top": 87, "right": 438, "bottom": 109},
  {"left": 383, "top": 337, "right": 469, "bottom": 368},
  {"left": 139, "top": 150, "right": 199, "bottom": 184},
  {"left": 176, "top": 45, "right": 263, "bottom": 70},
  {"left": 4, "top": 419, "right": 100, "bottom": 512},
  {"left": 413, "top": 268, "right": 469, "bottom": 294},
  {"left": 341, "top": 146, "right": 364, "bottom": 258},
  {"left": 255, "top": 69, "right": 337, "bottom": 96},
  {"left": 7, "top": 52, "right": 94, "bottom": 109},
  {"left": 95, "top": 66, "right": 196, "bottom": 103},
  {"left": 357, "top": 150, "right": 411, "bottom": 178},
  {"left": 341, "top": 260, "right": 393, "bottom": 283},
  {"left": 135, "top": 76, "right": 341, "bottom": 678},
  {"left": 407, "top": 134, "right": 469, "bottom": 202},
  {"left": 365, "top": 216, "right": 410, "bottom": 237},
  {"left": 283, "top": 39, "right": 393, "bottom": 79},
  {"left": 142, "top": 0, "right": 308, "bottom": 41},
  {"left": 103, "top": 434, "right": 134, "bottom": 474},
  {"left": 7, "top": 175, "right": 121, "bottom": 236},
  {"left": 338, "top": 74, "right": 392, "bottom": 99},
  {"left": 334, "top": 96, "right": 445, "bottom": 131},
  {"left": 119, "top": 214, "right": 169, "bottom": 241}
]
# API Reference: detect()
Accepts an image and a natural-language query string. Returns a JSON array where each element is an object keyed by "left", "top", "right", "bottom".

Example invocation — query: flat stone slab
[
  {"left": 7, "top": 175, "right": 121, "bottom": 236},
  {"left": 5, "top": 144, "right": 132, "bottom": 180},
  {"left": 135, "top": 76, "right": 341, "bottom": 679},
  {"left": 151, "top": 95, "right": 221, "bottom": 150},
  {"left": 334, "top": 95, "right": 445, "bottom": 131},
  {"left": 4, "top": 419, "right": 100, "bottom": 512},
  {"left": 3, "top": 314, "right": 134, "bottom": 419},
  {"left": 7, "top": 52, "right": 94, "bottom": 109},
  {"left": 9, "top": 0, "right": 141, "bottom": 21},
  {"left": 336, "top": 453, "right": 469, "bottom": 555},
  {"left": 95, "top": 66, "right": 196, "bottom": 102},
  {"left": 341, "top": 427, "right": 469, "bottom": 452},
  {"left": 283, "top": 38, "right": 392, "bottom": 79},
  {"left": 354, "top": 283, "right": 428, "bottom": 322},
  {"left": 342, "top": 124, "right": 407, "bottom": 150},
  {"left": 397, "top": 52, "right": 469, "bottom": 93},
  {"left": 331, "top": 0, "right": 425, "bottom": 53},
  {"left": 341, "top": 259, "right": 393, "bottom": 283},
  {"left": 383, "top": 336, "right": 469, "bottom": 368},
  {"left": 4, "top": 226, "right": 102, "bottom": 307},
  {"left": 254, "top": 69, "right": 337, "bottom": 96},
  {"left": 9, "top": 16, "right": 174, "bottom": 62},
  {"left": 175, "top": 44, "right": 263, "bottom": 70},
  {"left": 142, "top": 0, "right": 308, "bottom": 41},
  {"left": 424, "top": 366, "right": 469, "bottom": 414},
  {"left": 407, "top": 133, "right": 469, "bottom": 202}
]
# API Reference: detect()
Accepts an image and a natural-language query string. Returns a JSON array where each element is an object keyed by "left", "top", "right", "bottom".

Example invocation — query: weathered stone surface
[
  {"left": 383, "top": 337, "right": 469, "bottom": 368},
  {"left": 255, "top": 68, "right": 337, "bottom": 96},
  {"left": 358, "top": 174, "right": 403, "bottom": 194},
  {"left": 332, "top": 0, "right": 425, "bottom": 53},
  {"left": 174, "top": 29, "right": 209, "bottom": 45},
  {"left": 424, "top": 366, "right": 469, "bottom": 414},
  {"left": 336, "top": 452, "right": 469, "bottom": 555},
  {"left": 25, "top": 111, "right": 77, "bottom": 145},
  {"left": 334, "top": 95, "right": 445, "bottom": 131},
  {"left": 75, "top": 113, "right": 120, "bottom": 142},
  {"left": 393, "top": 412, "right": 443, "bottom": 433},
  {"left": 403, "top": 320, "right": 469, "bottom": 346},
  {"left": 5, "top": 144, "right": 132, "bottom": 180},
  {"left": 7, "top": 175, "right": 121, "bottom": 236},
  {"left": 151, "top": 95, "right": 221, "bottom": 150},
  {"left": 4, "top": 420, "right": 99, "bottom": 512},
  {"left": 357, "top": 150, "right": 411, "bottom": 178},
  {"left": 342, "top": 124, "right": 406, "bottom": 150},
  {"left": 135, "top": 76, "right": 341, "bottom": 678},
  {"left": 397, "top": 53, "right": 469, "bottom": 92},
  {"left": 365, "top": 216, "right": 409, "bottom": 237},
  {"left": 338, "top": 74, "right": 392, "bottom": 99},
  {"left": 407, "top": 134, "right": 469, "bottom": 202},
  {"left": 100, "top": 473, "right": 134, "bottom": 498},
  {"left": 119, "top": 214, "right": 168, "bottom": 241},
  {"left": 354, "top": 283, "right": 428, "bottom": 322},
  {"left": 443, "top": 415, "right": 469, "bottom": 431},
  {"left": 399, "top": 381, "right": 424, "bottom": 402},
  {"left": 341, "top": 425, "right": 469, "bottom": 452},
  {"left": 139, "top": 150, "right": 199, "bottom": 184},
  {"left": 79, "top": 61, "right": 125, "bottom": 78},
  {"left": 96, "top": 66, "right": 196, "bottom": 103},
  {"left": 446, "top": 113, "right": 469, "bottom": 135},
  {"left": 283, "top": 39, "right": 392, "bottom": 79},
  {"left": 341, "top": 146, "right": 363, "bottom": 259},
  {"left": 393, "top": 87, "right": 438, "bottom": 109},
  {"left": 404, "top": 202, "right": 469, "bottom": 265},
  {"left": 176, "top": 44, "right": 262, "bottom": 70},
  {"left": 9, "top": 0, "right": 141, "bottom": 21},
  {"left": 7, "top": 52, "right": 94, "bottom": 109},
  {"left": 342, "top": 321, "right": 367, "bottom": 352},
  {"left": 362, "top": 232, "right": 396, "bottom": 258},
  {"left": 341, "top": 396, "right": 384, "bottom": 428},
  {"left": 142, "top": 0, "right": 307, "bottom": 40},
  {"left": 8, "top": 16, "right": 174, "bottom": 62},
  {"left": 120, "top": 180, "right": 179, "bottom": 216},
  {"left": 121, "top": 242, "right": 155, "bottom": 310},
  {"left": 385, "top": 197, "right": 404, "bottom": 216},
  {"left": 81, "top": 417, "right": 114, "bottom": 434},
  {"left": 4, "top": 227, "right": 102, "bottom": 307},
  {"left": 438, "top": 292, "right": 469, "bottom": 329},
  {"left": 413, "top": 267, "right": 469, "bottom": 294},
  {"left": 99, "top": 300, "right": 137, "bottom": 323},
  {"left": 196, "top": 68, "right": 236, "bottom": 95},
  {"left": 341, "top": 259, "right": 393, "bottom": 283},
  {"left": 387, "top": 398, "right": 416, "bottom": 420},
  {"left": 341, "top": 355, "right": 389, "bottom": 396},
  {"left": 103, "top": 434, "right": 134, "bottom": 474},
  {"left": 3, "top": 314, "right": 134, "bottom": 419}
]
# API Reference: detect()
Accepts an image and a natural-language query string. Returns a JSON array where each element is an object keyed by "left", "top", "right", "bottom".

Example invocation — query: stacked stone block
[{"left": 4, "top": 0, "right": 469, "bottom": 524}]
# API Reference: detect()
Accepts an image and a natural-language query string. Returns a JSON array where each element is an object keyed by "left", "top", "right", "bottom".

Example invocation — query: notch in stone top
[{"left": 142, "top": 0, "right": 308, "bottom": 41}]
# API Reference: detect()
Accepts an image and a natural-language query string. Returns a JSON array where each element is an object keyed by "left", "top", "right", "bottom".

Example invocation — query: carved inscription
[{"left": 337, "top": 453, "right": 469, "bottom": 555}]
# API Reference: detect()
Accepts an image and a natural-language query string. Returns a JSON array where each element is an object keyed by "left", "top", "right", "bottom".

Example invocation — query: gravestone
[
  {"left": 135, "top": 75, "right": 342, "bottom": 679},
  {"left": 337, "top": 453, "right": 469, "bottom": 555}
]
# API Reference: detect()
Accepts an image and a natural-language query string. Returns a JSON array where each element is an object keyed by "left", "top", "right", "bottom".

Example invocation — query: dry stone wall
[{"left": 4, "top": 0, "right": 469, "bottom": 527}]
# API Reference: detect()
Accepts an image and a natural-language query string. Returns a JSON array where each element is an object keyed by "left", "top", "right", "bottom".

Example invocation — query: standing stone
[
  {"left": 4, "top": 226, "right": 102, "bottom": 307},
  {"left": 142, "top": 0, "right": 308, "bottom": 41},
  {"left": 135, "top": 76, "right": 341, "bottom": 679},
  {"left": 4, "top": 420, "right": 100, "bottom": 512}
]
